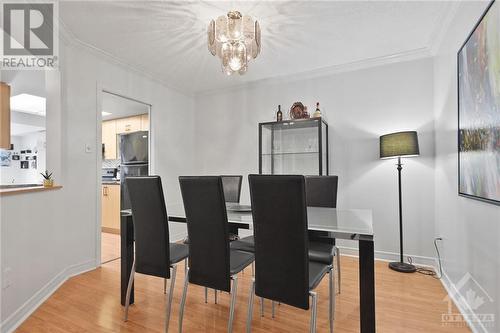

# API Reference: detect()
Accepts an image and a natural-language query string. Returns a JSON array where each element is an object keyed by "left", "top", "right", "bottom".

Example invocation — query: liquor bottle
[
  {"left": 276, "top": 105, "right": 283, "bottom": 122},
  {"left": 313, "top": 102, "right": 322, "bottom": 118}
]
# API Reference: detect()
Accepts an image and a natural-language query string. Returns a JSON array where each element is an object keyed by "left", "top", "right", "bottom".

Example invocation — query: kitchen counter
[
  {"left": 102, "top": 181, "right": 120, "bottom": 185},
  {"left": 0, "top": 185, "right": 62, "bottom": 196}
]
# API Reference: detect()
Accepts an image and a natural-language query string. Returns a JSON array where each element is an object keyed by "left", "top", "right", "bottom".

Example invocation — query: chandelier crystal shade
[{"left": 207, "top": 11, "right": 261, "bottom": 75}]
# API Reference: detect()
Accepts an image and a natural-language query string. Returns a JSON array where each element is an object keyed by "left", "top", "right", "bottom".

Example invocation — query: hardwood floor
[
  {"left": 101, "top": 232, "right": 120, "bottom": 264},
  {"left": 17, "top": 241, "right": 470, "bottom": 333}
]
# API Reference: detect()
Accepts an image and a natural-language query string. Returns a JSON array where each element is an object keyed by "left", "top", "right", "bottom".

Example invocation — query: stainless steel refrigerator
[{"left": 120, "top": 131, "right": 149, "bottom": 210}]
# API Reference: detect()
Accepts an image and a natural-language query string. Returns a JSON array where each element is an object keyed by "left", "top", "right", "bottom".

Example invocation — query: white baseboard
[
  {"left": 439, "top": 271, "right": 491, "bottom": 333},
  {"left": 337, "top": 245, "right": 437, "bottom": 267},
  {"left": 0, "top": 259, "right": 97, "bottom": 333},
  {"left": 340, "top": 246, "right": 493, "bottom": 331}
]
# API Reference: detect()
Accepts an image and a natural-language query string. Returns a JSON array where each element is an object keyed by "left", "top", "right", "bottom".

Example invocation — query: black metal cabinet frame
[{"left": 259, "top": 117, "right": 329, "bottom": 175}]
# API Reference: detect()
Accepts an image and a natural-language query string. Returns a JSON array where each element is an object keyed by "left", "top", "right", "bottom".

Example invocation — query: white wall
[
  {"left": 194, "top": 57, "right": 436, "bottom": 261},
  {"left": 0, "top": 36, "right": 195, "bottom": 331},
  {"left": 433, "top": 2, "right": 500, "bottom": 332}
]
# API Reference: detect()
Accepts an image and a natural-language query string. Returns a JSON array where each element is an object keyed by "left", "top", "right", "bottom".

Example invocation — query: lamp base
[{"left": 389, "top": 261, "right": 416, "bottom": 273}]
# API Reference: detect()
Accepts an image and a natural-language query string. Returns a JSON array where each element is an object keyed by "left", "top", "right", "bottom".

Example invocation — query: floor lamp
[{"left": 380, "top": 131, "right": 420, "bottom": 273}]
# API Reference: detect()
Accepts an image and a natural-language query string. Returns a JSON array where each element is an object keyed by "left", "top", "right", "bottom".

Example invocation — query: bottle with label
[
  {"left": 313, "top": 102, "right": 322, "bottom": 118},
  {"left": 276, "top": 105, "right": 283, "bottom": 122}
]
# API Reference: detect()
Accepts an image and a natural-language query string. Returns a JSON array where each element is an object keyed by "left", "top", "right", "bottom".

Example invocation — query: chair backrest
[
  {"left": 305, "top": 175, "right": 338, "bottom": 208},
  {"left": 248, "top": 174, "right": 310, "bottom": 310},
  {"left": 179, "top": 176, "right": 231, "bottom": 292},
  {"left": 126, "top": 176, "right": 170, "bottom": 279},
  {"left": 221, "top": 175, "right": 243, "bottom": 203}
]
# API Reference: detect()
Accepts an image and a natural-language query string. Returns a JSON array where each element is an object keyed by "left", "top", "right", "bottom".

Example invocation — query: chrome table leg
[
  {"left": 246, "top": 278, "right": 255, "bottom": 333},
  {"left": 164, "top": 265, "right": 177, "bottom": 333},
  {"left": 179, "top": 267, "right": 190, "bottom": 333},
  {"left": 228, "top": 276, "right": 238, "bottom": 333},
  {"left": 124, "top": 260, "right": 136, "bottom": 321}
]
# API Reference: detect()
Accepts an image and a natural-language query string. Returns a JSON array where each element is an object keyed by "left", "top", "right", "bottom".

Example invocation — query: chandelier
[{"left": 207, "top": 11, "right": 261, "bottom": 75}]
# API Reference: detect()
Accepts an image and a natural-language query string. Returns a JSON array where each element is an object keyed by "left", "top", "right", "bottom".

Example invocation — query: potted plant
[{"left": 40, "top": 170, "right": 54, "bottom": 187}]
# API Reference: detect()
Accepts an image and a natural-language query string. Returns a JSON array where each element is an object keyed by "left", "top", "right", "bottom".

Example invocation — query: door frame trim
[{"left": 95, "top": 84, "right": 153, "bottom": 267}]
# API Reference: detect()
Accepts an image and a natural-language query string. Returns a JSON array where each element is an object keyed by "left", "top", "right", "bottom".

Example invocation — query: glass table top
[{"left": 166, "top": 203, "right": 373, "bottom": 241}]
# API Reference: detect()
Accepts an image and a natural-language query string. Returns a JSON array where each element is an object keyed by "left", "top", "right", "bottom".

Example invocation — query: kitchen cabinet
[
  {"left": 102, "top": 114, "right": 149, "bottom": 160},
  {"left": 0, "top": 82, "right": 11, "bottom": 149},
  {"left": 102, "top": 120, "right": 117, "bottom": 160},
  {"left": 101, "top": 184, "right": 120, "bottom": 234},
  {"left": 116, "top": 115, "right": 142, "bottom": 134}
]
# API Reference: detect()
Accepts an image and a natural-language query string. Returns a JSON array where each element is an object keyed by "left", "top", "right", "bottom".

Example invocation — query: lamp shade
[{"left": 380, "top": 131, "right": 419, "bottom": 159}]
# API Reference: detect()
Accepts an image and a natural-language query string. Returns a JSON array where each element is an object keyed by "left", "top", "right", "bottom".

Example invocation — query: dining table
[{"left": 120, "top": 203, "right": 376, "bottom": 333}]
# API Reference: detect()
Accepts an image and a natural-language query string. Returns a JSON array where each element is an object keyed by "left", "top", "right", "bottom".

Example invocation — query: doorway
[{"left": 99, "top": 91, "right": 151, "bottom": 264}]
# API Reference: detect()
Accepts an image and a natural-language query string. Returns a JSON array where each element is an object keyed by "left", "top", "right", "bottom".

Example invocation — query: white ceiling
[
  {"left": 60, "top": 1, "right": 453, "bottom": 95},
  {"left": 11, "top": 123, "right": 45, "bottom": 136}
]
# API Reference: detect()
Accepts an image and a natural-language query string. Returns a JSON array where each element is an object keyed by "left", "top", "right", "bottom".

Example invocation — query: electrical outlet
[{"left": 2, "top": 267, "right": 12, "bottom": 289}]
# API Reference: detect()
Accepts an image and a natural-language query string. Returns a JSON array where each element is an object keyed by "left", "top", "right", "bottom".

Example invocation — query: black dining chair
[
  {"left": 221, "top": 175, "right": 243, "bottom": 203},
  {"left": 306, "top": 175, "right": 341, "bottom": 293},
  {"left": 178, "top": 176, "right": 255, "bottom": 333},
  {"left": 124, "top": 176, "right": 189, "bottom": 333},
  {"left": 246, "top": 174, "right": 335, "bottom": 333},
  {"left": 232, "top": 176, "right": 341, "bottom": 291},
  {"left": 227, "top": 174, "right": 254, "bottom": 253},
  {"left": 221, "top": 175, "right": 244, "bottom": 242},
  {"left": 185, "top": 175, "right": 243, "bottom": 243}
]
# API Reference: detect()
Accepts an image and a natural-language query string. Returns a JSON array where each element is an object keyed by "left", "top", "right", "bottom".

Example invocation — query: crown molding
[
  {"left": 195, "top": 47, "right": 433, "bottom": 97},
  {"left": 57, "top": 18, "right": 194, "bottom": 97},
  {"left": 428, "top": 1, "right": 462, "bottom": 56},
  {"left": 57, "top": 5, "right": 453, "bottom": 98}
]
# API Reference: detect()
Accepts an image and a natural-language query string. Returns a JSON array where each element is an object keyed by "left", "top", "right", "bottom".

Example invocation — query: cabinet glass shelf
[{"left": 259, "top": 117, "right": 329, "bottom": 175}]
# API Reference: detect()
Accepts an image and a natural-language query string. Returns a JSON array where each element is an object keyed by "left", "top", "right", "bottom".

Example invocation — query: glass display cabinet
[{"left": 259, "top": 118, "right": 329, "bottom": 175}]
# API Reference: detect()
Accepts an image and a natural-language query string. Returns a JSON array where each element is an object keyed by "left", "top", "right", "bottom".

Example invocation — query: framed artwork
[{"left": 458, "top": 0, "right": 500, "bottom": 205}]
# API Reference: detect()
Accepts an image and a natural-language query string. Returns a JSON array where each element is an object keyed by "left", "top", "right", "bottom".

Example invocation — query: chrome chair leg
[
  {"left": 124, "top": 260, "right": 136, "bottom": 321},
  {"left": 271, "top": 301, "right": 276, "bottom": 318},
  {"left": 164, "top": 265, "right": 177, "bottom": 333},
  {"left": 184, "top": 258, "right": 188, "bottom": 275},
  {"left": 251, "top": 262, "right": 254, "bottom": 277},
  {"left": 336, "top": 247, "right": 341, "bottom": 294},
  {"left": 246, "top": 278, "right": 255, "bottom": 333},
  {"left": 328, "top": 266, "right": 335, "bottom": 333},
  {"left": 164, "top": 278, "right": 167, "bottom": 294},
  {"left": 179, "top": 267, "right": 189, "bottom": 333},
  {"left": 309, "top": 291, "right": 317, "bottom": 333},
  {"left": 205, "top": 287, "right": 208, "bottom": 303},
  {"left": 260, "top": 297, "right": 264, "bottom": 317},
  {"left": 215, "top": 289, "right": 218, "bottom": 304},
  {"left": 228, "top": 276, "right": 238, "bottom": 333}
]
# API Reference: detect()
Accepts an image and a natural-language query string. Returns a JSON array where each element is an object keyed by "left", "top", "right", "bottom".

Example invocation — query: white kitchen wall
[
  {"left": 0, "top": 132, "right": 47, "bottom": 185},
  {"left": 194, "top": 57, "right": 436, "bottom": 261},
  {"left": 433, "top": 1, "right": 500, "bottom": 332},
  {"left": 0, "top": 36, "right": 195, "bottom": 331}
]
